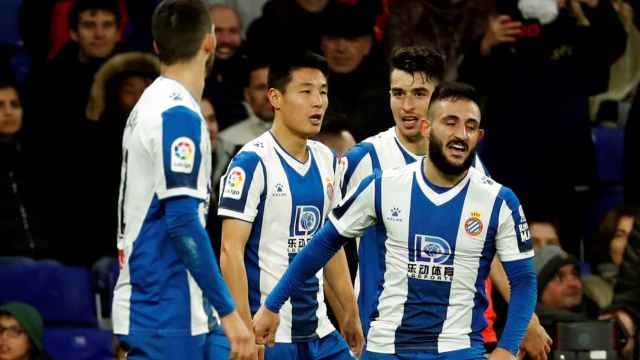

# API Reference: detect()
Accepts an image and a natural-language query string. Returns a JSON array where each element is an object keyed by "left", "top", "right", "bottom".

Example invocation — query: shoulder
[
  {"left": 468, "top": 170, "right": 521, "bottom": 211},
  {"left": 233, "top": 133, "right": 272, "bottom": 163},
  {"left": 308, "top": 139, "right": 335, "bottom": 158},
  {"left": 380, "top": 160, "right": 418, "bottom": 182},
  {"left": 343, "top": 141, "right": 376, "bottom": 163}
]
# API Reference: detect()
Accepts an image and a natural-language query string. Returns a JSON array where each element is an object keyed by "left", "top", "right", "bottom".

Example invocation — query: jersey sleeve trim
[
  {"left": 157, "top": 188, "right": 207, "bottom": 201},
  {"left": 217, "top": 208, "right": 257, "bottom": 223}
]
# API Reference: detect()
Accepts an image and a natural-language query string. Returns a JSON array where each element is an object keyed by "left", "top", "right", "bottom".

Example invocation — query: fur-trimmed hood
[{"left": 86, "top": 52, "right": 160, "bottom": 121}]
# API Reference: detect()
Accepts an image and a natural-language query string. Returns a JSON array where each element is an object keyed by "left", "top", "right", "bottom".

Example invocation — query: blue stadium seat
[
  {"left": 592, "top": 126, "right": 624, "bottom": 184},
  {"left": 0, "top": 261, "right": 97, "bottom": 326},
  {"left": 44, "top": 327, "right": 114, "bottom": 360}
]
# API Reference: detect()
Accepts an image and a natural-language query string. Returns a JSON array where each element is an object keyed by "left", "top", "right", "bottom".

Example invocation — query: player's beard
[{"left": 428, "top": 132, "right": 475, "bottom": 176}]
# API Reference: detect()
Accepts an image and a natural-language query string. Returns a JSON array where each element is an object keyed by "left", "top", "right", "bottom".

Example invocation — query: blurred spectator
[
  {"left": 606, "top": 210, "right": 640, "bottom": 358},
  {"left": 320, "top": 2, "right": 392, "bottom": 141},
  {"left": 534, "top": 245, "right": 600, "bottom": 328},
  {"left": 530, "top": 218, "right": 562, "bottom": 250},
  {"left": 627, "top": 1, "right": 640, "bottom": 207},
  {"left": 82, "top": 52, "right": 159, "bottom": 263},
  {"left": 245, "top": 0, "right": 332, "bottom": 63},
  {"left": 206, "top": 0, "right": 268, "bottom": 36},
  {"left": 203, "top": 4, "right": 249, "bottom": 129},
  {"left": 589, "top": 0, "right": 640, "bottom": 125},
  {"left": 27, "top": 0, "right": 121, "bottom": 131},
  {"left": 0, "top": 302, "right": 52, "bottom": 360},
  {"left": 458, "top": 0, "right": 627, "bottom": 256},
  {"left": 0, "top": 79, "right": 46, "bottom": 259},
  {"left": 201, "top": 98, "right": 238, "bottom": 260},
  {"left": 22, "top": 0, "right": 122, "bottom": 266},
  {"left": 313, "top": 112, "right": 356, "bottom": 157},
  {"left": 583, "top": 205, "right": 637, "bottom": 308},
  {"left": 219, "top": 62, "right": 272, "bottom": 147},
  {"left": 384, "top": 0, "right": 493, "bottom": 76}
]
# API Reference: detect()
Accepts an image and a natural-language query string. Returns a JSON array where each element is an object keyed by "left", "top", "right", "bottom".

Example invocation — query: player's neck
[
  {"left": 271, "top": 120, "right": 308, "bottom": 163},
  {"left": 423, "top": 156, "right": 468, "bottom": 188},
  {"left": 161, "top": 61, "right": 205, "bottom": 102},
  {"left": 395, "top": 128, "right": 427, "bottom": 156}
]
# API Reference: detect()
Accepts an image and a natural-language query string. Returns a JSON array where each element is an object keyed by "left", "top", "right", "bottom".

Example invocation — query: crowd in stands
[{"left": 1, "top": 0, "right": 640, "bottom": 359}]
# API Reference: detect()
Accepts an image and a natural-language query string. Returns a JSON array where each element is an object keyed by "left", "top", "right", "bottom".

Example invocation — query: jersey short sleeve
[
  {"left": 329, "top": 174, "right": 378, "bottom": 239},
  {"left": 495, "top": 187, "right": 535, "bottom": 262},
  {"left": 218, "top": 151, "right": 265, "bottom": 223},
  {"left": 154, "top": 105, "right": 206, "bottom": 200}
]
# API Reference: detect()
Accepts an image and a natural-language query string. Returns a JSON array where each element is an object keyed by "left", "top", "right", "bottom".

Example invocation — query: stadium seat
[
  {"left": 0, "top": 261, "right": 97, "bottom": 326},
  {"left": 44, "top": 327, "right": 114, "bottom": 360},
  {"left": 592, "top": 126, "right": 624, "bottom": 184}
]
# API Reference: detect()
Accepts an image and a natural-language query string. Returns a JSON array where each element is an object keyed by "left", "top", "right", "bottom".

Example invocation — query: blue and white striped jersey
[
  {"left": 113, "top": 77, "right": 216, "bottom": 336},
  {"left": 218, "top": 132, "right": 340, "bottom": 342},
  {"left": 340, "top": 127, "right": 487, "bottom": 335},
  {"left": 331, "top": 161, "right": 533, "bottom": 354}
]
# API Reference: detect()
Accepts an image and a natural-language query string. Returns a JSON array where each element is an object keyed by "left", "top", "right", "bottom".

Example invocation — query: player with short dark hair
[
  {"left": 219, "top": 51, "right": 364, "bottom": 360},
  {"left": 112, "top": 1, "right": 255, "bottom": 359},
  {"left": 255, "top": 82, "right": 537, "bottom": 360}
]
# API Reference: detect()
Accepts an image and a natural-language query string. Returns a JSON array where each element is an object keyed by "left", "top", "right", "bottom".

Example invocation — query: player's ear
[
  {"left": 152, "top": 41, "right": 160, "bottom": 56},
  {"left": 203, "top": 32, "right": 216, "bottom": 55},
  {"left": 69, "top": 29, "right": 79, "bottom": 43},
  {"left": 419, "top": 117, "right": 429, "bottom": 137},
  {"left": 267, "top": 88, "right": 281, "bottom": 111},
  {"left": 478, "top": 128, "right": 485, "bottom": 141}
]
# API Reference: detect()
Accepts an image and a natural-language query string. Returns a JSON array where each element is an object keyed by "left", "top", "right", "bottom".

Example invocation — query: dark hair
[
  {"left": 245, "top": 59, "right": 269, "bottom": 88},
  {"left": 427, "top": 81, "right": 480, "bottom": 116},
  {"left": 69, "top": 0, "right": 120, "bottom": 31},
  {"left": 390, "top": 46, "right": 445, "bottom": 84},
  {"left": 594, "top": 205, "right": 638, "bottom": 264},
  {"left": 152, "top": 0, "right": 211, "bottom": 65},
  {"left": 267, "top": 51, "right": 328, "bottom": 93}
]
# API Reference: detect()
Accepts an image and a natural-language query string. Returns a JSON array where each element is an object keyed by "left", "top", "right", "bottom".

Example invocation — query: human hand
[
  {"left": 481, "top": 15, "right": 523, "bottom": 56},
  {"left": 339, "top": 312, "right": 365, "bottom": 357},
  {"left": 600, "top": 310, "right": 636, "bottom": 359},
  {"left": 489, "top": 347, "right": 516, "bottom": 360},
  {"left": 220, "top": 311, "right": 258, "bottom": 360},
  {"left": 520, "top": 317, "right": 552, "bottom": 360},
  {"left": 252, "top": 305, "right": 280, "bottom": 348}
]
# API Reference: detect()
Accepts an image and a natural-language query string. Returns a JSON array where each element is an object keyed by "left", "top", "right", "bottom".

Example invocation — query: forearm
[
  {"left": 265, "top": 221, "right": 349, "bottom": 312},
  {"left": 324, "top": 275, "right": 346, "bottom": 324},
  {"left": 165, "top": 196, "right": 235, "bottom": 316},
  {"left": 221, "top": 248, "right": 253, "bottom": 328},
  {"left": 496, "top": 258, "right": 537, "bottom": 355},
  {"left": 490, "top": 256, "right": 511, "bottom": 301},
  {"left": 324, "top": 249, "right": 358, "bottom": 320}
]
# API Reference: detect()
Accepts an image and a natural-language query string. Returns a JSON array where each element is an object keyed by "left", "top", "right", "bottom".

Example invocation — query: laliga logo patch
[
  {"left": 222, "top": 167, "right": 245, "bottom": 200},
  {"left": 171, "top": 137, "right": 195, "bottom": 173},
  {"left": 464, "top": 211, "right": 483, "bottom": 237}
]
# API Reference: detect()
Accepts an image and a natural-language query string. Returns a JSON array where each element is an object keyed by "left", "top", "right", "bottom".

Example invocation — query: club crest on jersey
[
  {"left": 222, "top": 167, "right": 245, "bottom": 200},
  {"left": 464, "top": 211, "right": 483, "bottom": 237},
  {"left": 170, "top": 137, "right": 195, "bottom": 173}
]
